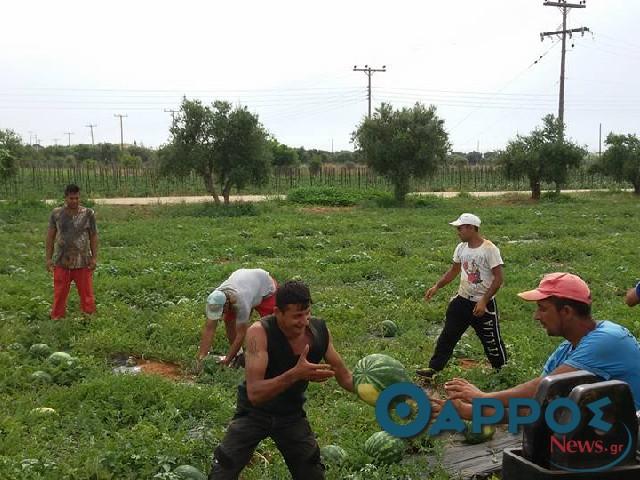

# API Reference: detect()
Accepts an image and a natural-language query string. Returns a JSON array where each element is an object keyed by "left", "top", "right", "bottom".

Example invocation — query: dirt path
[{"left": 41, "top": 189, "right": 627, "bottom": 206}]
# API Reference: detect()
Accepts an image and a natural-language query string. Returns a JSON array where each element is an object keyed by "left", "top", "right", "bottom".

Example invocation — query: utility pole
[
  {"left": 64, "top": 131, "right": 74, "bottom": 147},
  {"left": 114, "top": 114, "right": 128, "bottom": 150},
  {"left": 353, "top": 65, "right": 386, "bottom": 118},
  {"left": 598, "top": 123, "right": 602, "bottom": 157},
  {"left": 85, "top": 124, "right": 97, "bottom": 145},
  {"left": 164, "top": 108, "right": 179, "bottom": 124},
  {"left": 53, "top": 138, "right": 60, "bottom": 146},
  {"left": 27, "top": 131, "right": 34, "bottom": 146},
  {"left": 541, "top": 0, "right": 589, "bottom": 137}
]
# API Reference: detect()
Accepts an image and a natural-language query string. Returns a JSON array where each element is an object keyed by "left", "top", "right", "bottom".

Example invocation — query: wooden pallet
[{"left": 424, "top": 429, "right": 522, "bottom": 480}]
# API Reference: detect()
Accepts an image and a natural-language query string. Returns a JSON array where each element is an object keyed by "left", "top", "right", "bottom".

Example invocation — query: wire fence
[{"left": 0, "top": 165, "right": 628, "bottom": 200}]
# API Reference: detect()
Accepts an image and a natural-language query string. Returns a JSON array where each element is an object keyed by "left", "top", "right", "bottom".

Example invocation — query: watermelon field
[{"left": 1, "top": 191, "right": 639, "bottom": 479}]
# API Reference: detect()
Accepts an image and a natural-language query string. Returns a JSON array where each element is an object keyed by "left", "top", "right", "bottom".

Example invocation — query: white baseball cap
[
  {"left": 449, "top": 213, "right": 481, "bottom": 227},
  {"left": 206, "top": 290, "right": 227, "bottom": 320}
]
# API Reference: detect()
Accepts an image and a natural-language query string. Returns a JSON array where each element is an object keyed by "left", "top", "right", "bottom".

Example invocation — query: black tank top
[{"left": 236, "top": 315, "right": 329, "bottom": 415}]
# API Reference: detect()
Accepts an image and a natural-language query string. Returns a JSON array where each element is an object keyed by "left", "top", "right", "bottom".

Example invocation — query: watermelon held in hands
[
  {"left": 320, "top": 445, "right": 347, "bottom": 466},
  {"left": 353, "top": 354, "right": 411, "bottom": 406},
  {"left": 463, "top": 420, "right": 495, "bottom": 444},
  {"left": 29, "top": 344, "right": 51, "bottom": 358},
  {"left": 363, "top": 431, "right": 405, "bottom": 465},
  {"left": 380, "top": 320, "right": 398, "bottom": 337},
  {"left": 173, "top": 465, "right": 206, "bottom": 480}
]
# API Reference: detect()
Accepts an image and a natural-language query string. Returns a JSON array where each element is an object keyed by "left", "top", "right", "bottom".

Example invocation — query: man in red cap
[{"left": 445, "top": 272, "right": 640, "bottom": 418}]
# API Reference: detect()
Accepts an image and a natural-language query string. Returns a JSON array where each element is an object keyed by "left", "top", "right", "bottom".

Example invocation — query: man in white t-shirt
[
  {"left": 198, "top": 268, "right": 277, "bottom": 368},
  {"left": 417, "top": 213, "right": 508, "bottom": 378}
]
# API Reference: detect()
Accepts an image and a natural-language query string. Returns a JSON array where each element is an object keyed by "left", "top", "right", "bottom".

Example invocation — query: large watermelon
[
  {"left": 29, "top": 343, "right": 51, "bottom": 358},
  {"left": 352, "top": 354, "right": 411, "bottom": 406},
  {"left": 173, "top": 464, "right": 206, "bottom": 480},
  {"left": 463, "top": 420, "right": 496, "bottom": 444},
  {"left": 320, "top": 445, "right": 347, "bottom": 466},
  {"left": 363, "top": 431, "right": 405, "bottom": 465},
  {"left": 380, "top": 320, "right": 398, "bottom": 337}
]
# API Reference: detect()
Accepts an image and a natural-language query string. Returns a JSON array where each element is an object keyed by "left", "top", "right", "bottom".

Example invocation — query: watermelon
[
  {"left": 352, "top": 354, "right": 411, "bottom": 406},
  {"left": 173, "top": 465, "right": 206, "bottom": 480},
  {"left": 47, "top": 351, "right": 73, "bottom": 365},
  {"left": 463, "top": 420, "right": 496, "bottom": 444},
  {"left": 29, "top": 343, "right": 51, "bottom": 358},
  {"left": 363, "top": 431, "right": 405, "bottom": 465},
  {"left": 380, "top": 320, "right": 398, "bottom": 337},
  {"left": 31, "top": 371, "right": 53, "bottom": 385},
  {"left": 320, "top": 445, "right": 347, "bottom": 466}
]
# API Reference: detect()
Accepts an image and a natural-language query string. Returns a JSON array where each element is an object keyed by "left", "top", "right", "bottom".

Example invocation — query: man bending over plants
[
  {"left": 199, "top": 268, "right": 277, "bottom": 368},
  {"left": 208, "top": 280, "right": 354, "bottom": 480}
]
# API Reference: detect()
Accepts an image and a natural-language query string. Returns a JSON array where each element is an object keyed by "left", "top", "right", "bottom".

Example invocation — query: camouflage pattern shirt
[{"left": 48, "top": 206, "right": 98, "bottom": 269}]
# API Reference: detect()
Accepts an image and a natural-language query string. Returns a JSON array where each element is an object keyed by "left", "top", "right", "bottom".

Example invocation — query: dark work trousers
[
  {"left": 209, "top": 409, "right": 324, "bottom": 480},
  {"left": 428, "top": 295, "right": 508, "bottom": 371}
]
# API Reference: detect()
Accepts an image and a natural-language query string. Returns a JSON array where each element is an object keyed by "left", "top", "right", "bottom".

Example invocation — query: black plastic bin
[{"left": 503, "top": 448, "right": 640, "bottom": 480}]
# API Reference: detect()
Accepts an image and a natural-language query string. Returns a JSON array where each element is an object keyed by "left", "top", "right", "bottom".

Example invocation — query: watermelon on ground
[
  {"left": 47, "top": 351, "right": 73, "bottom": 365},
  {"left": 173, "top": 464, "right": 206, "bottom": 480},
  {"left": 363, "top": 431, "right": 405, "bottom": 465},
  {"left": 29, "top": 343, "right": 51, "bottom": 358},
  {"left": 31, "top": 371, "right": 53, "bottom": 385},
  {"left": 320, "top": 445, "right": 347, "bottom": 466},
  {"left": 380, "top": 320, "right": 398, "bottom": 337},
  {"left": 352, "top": 353, "right": 411, "bottom": 406},
  {"left": 463, "top": 420, "right": 496, "bottom": 444}
]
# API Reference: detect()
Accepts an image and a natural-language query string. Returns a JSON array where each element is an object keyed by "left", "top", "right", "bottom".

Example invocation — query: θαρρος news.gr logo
[{"left": 375, "top": 382, "right": 634, "bottom": 473}]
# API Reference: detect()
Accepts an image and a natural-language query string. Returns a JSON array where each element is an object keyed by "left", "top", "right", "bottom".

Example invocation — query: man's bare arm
[
  {"left": 425, "top": 262, "right": 461, "bottom": 301},
  {"left": 323, "top": 332, "right": 354, "bottom": 392}
]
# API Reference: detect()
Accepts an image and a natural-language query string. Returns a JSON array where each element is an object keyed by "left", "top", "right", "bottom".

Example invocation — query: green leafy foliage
[
  {"left": 352, "top": 102, "right": 449, "bottom": 201},
  {"left": 498, "top": 115, "right": 586, "bottom": 199}
]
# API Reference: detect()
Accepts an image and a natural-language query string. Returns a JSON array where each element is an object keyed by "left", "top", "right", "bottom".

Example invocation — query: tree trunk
[
  {"left": 204, "top": 171, "right": 220, "bottom": 204},
  {"left": 393, "top": 174, "right": 410, "bottom": 203},
  {"left": 555, "top": 181, "right": 561, "bottom": 195},
  {"left": 530, "top": 178, "right": 541, "bottom": 200},
  {"left": 222, "top": 180, "right": 232, "bottom": 205},
  {"left": 634, "top": 180, "right": 640, "bottom": 195}
]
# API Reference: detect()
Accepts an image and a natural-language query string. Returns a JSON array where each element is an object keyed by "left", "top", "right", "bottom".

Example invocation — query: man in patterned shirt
[
  {"left": 417, "top": 213, "right": 507, "bottom": 378},
  {"left": 45, "top": 184, "right": 99, "bottom": 319}
]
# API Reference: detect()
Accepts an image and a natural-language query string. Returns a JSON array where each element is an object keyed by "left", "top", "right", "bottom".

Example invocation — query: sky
[{"left": 1, "top": 0, "right": 639, "bottom": 153}]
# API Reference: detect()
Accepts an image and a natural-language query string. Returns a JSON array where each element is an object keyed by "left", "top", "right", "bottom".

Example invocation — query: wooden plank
[{"left": 422, "top": 429, "right": 522, "bottom": 480}]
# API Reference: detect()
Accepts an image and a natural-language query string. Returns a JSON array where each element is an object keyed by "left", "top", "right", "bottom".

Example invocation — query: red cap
[{"left": 518, "top": 272, "right": 592, "bottom": 305}]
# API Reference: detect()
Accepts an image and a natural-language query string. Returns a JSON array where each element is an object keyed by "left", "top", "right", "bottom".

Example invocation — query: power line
[
  {"left": 541, "top": 0, "right": 589, "bottom": 134},
  {"left": 353, "top": 65, "right": 386, "bottom": 118}
]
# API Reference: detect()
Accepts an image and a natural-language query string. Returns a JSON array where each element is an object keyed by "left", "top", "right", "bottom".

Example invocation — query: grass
[{"left": 1, "top": 193, "right": 639, "bottom": 479}]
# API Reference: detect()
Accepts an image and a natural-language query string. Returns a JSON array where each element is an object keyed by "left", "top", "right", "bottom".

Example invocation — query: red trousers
[{"left": 51, "top": 266, "right": 96, "bottom": 319}]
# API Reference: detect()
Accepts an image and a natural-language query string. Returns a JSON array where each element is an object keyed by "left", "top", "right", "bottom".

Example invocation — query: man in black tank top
[{"left": 208, "top": 281, "right": 354, "bottom": 480}]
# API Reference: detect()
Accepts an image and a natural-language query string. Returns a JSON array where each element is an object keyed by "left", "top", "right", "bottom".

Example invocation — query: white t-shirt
[
  {"left": 453, "top": 240, "right": 503, "bottom": 300},
  {"left": 216, "top": 268, "right": 276, "bottom": 324}
]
